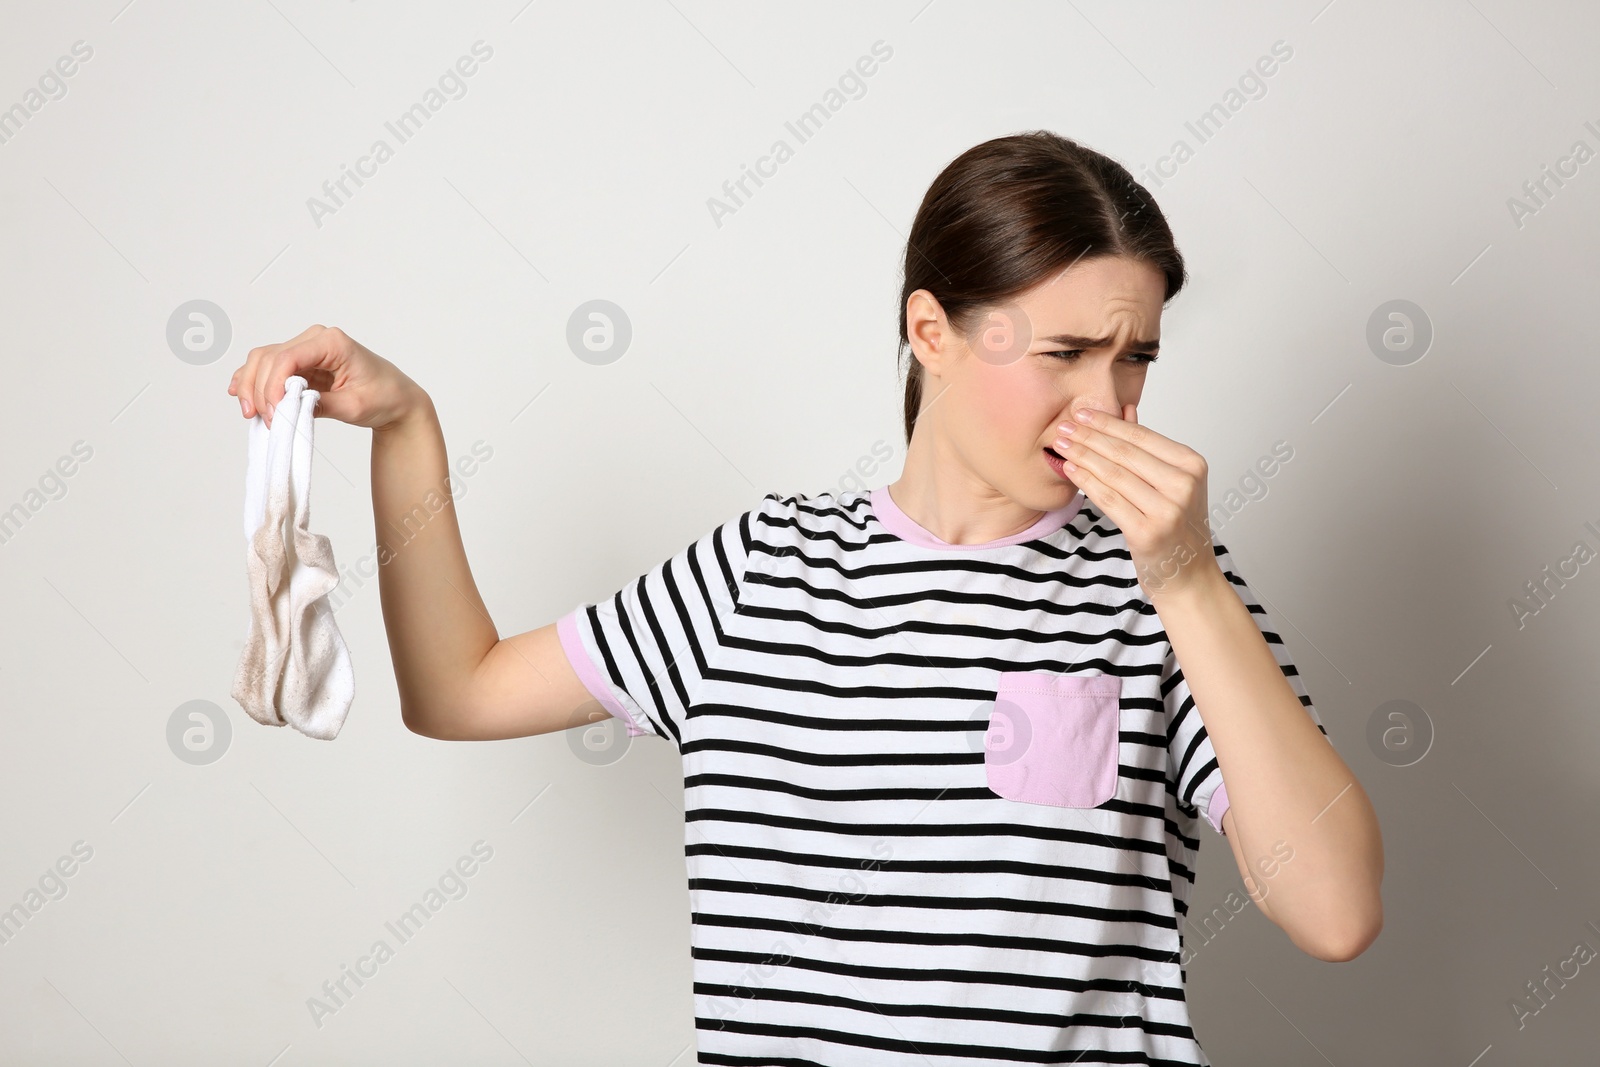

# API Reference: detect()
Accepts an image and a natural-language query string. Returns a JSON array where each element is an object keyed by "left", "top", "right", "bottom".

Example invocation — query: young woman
[{"left": 228, "top": 130, "right": 1382, "bottom": 1065}]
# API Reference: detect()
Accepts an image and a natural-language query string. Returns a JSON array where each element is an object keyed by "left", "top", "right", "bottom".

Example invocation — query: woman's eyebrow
[{"left": 1040, "top": 332, "right": 1161, "bottom": 354}]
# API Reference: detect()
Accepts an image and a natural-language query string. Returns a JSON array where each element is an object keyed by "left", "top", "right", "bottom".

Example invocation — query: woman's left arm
[
  {"left": 1153, "top": 564, "right": 1384, "bottom": 963},
  {"left": 1055, "top": 404, "right": 1384, "bottom": 963}
]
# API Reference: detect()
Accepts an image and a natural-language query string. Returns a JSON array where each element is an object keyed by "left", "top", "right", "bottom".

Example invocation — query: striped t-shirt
[{"left": 556, "top": 484, "right": 1326, "bottom": 1066}]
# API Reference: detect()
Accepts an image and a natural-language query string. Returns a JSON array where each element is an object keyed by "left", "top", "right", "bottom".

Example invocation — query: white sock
[{"left": 231, "top": 375, "right": 354, "bottom": 739}]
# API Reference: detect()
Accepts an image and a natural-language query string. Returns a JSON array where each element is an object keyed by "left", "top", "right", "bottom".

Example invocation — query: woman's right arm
[
  {"left": 372, "top": 393, "right": 599, "bottom": 740},
  {"left": 229, "top": 325, "right": 601, "bottom": 741}
]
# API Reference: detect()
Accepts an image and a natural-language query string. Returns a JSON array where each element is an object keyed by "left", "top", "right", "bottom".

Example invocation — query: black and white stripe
[{"left": 562, "top": 488, "right": 1326, "bottom": 1066}]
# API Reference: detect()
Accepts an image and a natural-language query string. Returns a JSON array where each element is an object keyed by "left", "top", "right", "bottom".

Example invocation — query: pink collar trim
[{"left": 870, "top": 484, "right": 1085, "bottom": 550}]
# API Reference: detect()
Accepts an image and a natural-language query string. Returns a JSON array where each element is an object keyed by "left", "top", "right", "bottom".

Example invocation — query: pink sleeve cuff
[
  {"left": 1206, "top": 781, "right": 1231, "bottom": 835},
  {"left": 556, "top": 607, "right": 649, "bottom": 737}
]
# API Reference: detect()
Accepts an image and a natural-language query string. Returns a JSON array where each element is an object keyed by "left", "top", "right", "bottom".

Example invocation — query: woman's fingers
[
  {"left": 229, "top": 324, "right": 417, "bottom": 431},
  {"left": 251, "top": 326, "right": 344, "bottom": 428},
  {"left": 227, "top": 324, "right": 325, "bottom": 422},
  {"left": 269, "top": 330, "right": 356, "bottom": 422}
]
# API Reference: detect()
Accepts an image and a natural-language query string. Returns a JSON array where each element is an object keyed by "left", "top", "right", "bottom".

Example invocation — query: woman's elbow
[{"left": 1306, "top": 909, "right": 1383, "bottom": 963}]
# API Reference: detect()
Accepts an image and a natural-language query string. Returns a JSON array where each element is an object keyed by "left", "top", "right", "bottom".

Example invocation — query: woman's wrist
[{"left": 375, "top": 381, "right": 434, "bottom": 435}]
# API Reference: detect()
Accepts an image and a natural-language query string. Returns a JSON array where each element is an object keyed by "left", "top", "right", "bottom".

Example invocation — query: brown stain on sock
[{"left": 231, "top": 485, "right": 293, "bottom": 728}]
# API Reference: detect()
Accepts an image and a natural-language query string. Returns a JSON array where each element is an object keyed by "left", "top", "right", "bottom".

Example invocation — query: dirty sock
[{"left": 231, "top": 375, "right": 354, "bottom": 739}]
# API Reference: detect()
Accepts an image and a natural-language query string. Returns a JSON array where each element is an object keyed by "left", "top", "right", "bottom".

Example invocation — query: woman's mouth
[{"left": 1043, "top": 446, "right": 1071, "bottom": 480}]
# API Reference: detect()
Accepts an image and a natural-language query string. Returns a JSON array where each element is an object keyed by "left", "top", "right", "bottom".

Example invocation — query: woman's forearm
[{"left": 1153, "top": 565, "right": 1384, "bottom": 961}]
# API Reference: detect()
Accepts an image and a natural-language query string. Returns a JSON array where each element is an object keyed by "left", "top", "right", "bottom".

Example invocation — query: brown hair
[{"left": 897, "top": 131, "right": 1187, "bottom": 447}]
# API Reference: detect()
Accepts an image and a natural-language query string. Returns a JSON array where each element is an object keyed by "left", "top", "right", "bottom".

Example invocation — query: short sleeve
[
  {"left": 555, "top": 504, "right": 755, "bottom": 746},
  {"left": 1162, "top": 541, "right": 1327, "bottom": 836}
]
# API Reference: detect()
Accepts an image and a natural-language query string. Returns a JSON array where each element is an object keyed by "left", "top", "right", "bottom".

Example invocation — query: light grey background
[{"left": 2, "top": 0, "right": 1596, "bottom": 1063}]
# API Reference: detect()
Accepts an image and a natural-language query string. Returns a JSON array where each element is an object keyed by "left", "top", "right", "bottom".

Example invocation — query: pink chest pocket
[{"left": 984, "top": 671, "right": 1123, "bottom": 808}]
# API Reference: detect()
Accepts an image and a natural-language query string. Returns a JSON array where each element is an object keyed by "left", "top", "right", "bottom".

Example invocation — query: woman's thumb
[
  {"left": 270, "top": 330, "right": 344, "bottom": 421},
  {"left": 306, "top": 385, "right": 358, "bottom": 423}
]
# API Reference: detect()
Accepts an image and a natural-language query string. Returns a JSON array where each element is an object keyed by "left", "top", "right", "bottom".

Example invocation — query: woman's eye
[{"left": 1044, "top": 350, "right": 1159, "bottom": 366}]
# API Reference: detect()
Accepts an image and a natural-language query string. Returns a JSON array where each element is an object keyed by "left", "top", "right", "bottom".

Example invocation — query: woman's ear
[{"left": 905, "top": 289, "right": 956, "bottom": 378}]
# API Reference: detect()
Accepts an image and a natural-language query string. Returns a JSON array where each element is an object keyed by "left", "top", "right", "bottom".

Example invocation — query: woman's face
[{"left": 907, "top": 254, "right": 1167, "bottom": 512}]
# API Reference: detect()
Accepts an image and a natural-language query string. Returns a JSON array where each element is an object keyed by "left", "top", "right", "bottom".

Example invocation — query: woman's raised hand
[{"left": 226, "top": 325, "right": 425, "bottom": 431}]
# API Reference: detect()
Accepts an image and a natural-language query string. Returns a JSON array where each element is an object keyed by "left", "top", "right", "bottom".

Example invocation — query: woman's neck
[{"left": 886, "top": 430, "right": 1054, "bottom": 545}]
